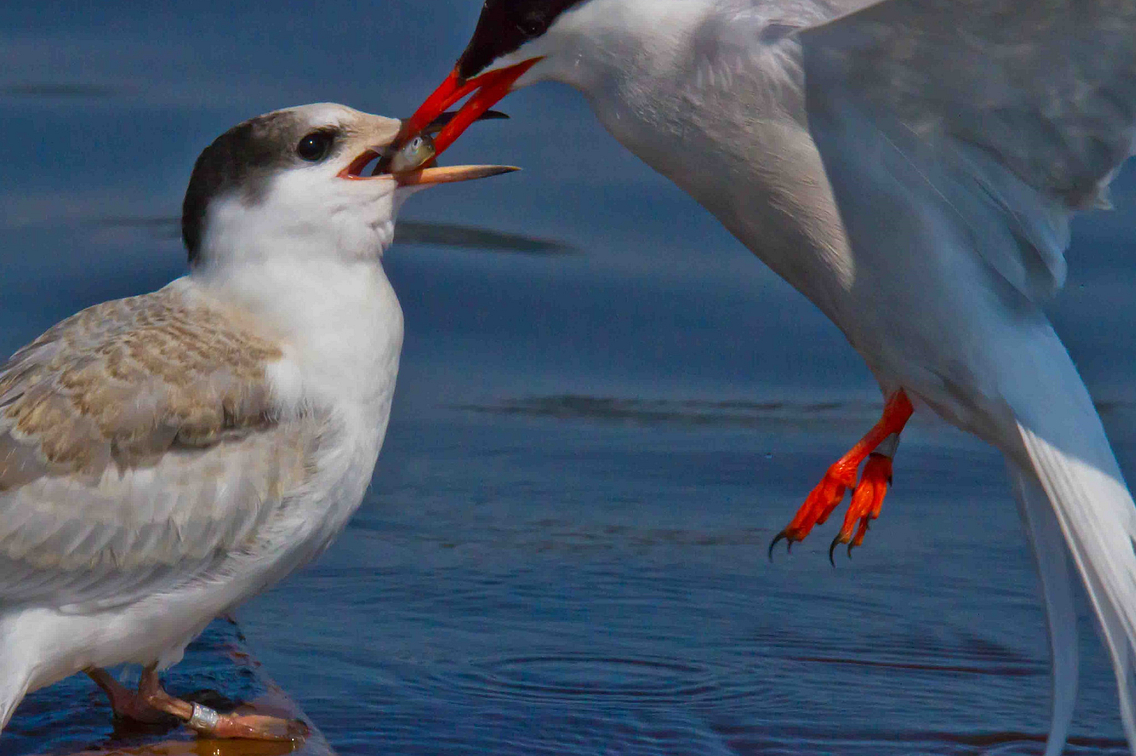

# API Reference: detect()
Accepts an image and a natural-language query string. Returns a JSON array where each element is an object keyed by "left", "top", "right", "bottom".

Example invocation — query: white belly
[{"left": 5, "top": 406, "right": 385, "bottom": 695}]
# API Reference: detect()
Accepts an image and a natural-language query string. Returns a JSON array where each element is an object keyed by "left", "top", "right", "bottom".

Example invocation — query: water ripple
[{"left": 440, "top": 652, "right": 759, "bottom": 707}]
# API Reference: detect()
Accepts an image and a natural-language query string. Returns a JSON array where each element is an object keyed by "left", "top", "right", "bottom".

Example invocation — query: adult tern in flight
[
  {"left": 396, "top": 0, "right": 1136, "bottom": 752},
  {"left": 0, "top": 103, "right": 513, "bottom": 740}
]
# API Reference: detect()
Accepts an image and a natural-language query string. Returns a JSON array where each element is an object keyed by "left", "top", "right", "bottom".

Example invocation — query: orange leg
[
  {"left": 86, "top": 667, "right": 173, "bottom": 725},
  {"left": 96, "top": 665, "right": 309, "bottom": 741},
  {"left": 769, "top": 389, "right": 913, "bottom": 562}
]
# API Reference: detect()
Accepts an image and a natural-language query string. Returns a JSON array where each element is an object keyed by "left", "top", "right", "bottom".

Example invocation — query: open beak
[
  {"left": 396, "top": 164, "right": 518, "bottom": 186},
  {"left": 339, "top": 149, "right": 517, "bottom": 186},
  {"left": 400, "top": 59, "right": 541, "bottom": 159}
]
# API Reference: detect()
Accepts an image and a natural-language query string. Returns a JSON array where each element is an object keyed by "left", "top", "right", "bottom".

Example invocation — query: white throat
[
  {"left": 507, "top": 0, "right": 713, "bottom": 94},
  {"left": 194, "top": 169, "right": 411, "bottom": 269},
  {"left": 189, "top": 193, "right": 406, "bottom": 416},
  {"left": 507, "top": 0, "right": 854, "bottom": 322}
]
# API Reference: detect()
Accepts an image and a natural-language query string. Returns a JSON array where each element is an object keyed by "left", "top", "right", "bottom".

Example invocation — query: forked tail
[
  {"left": 1006, "top": 462, "right": 1079, "bottom": 756},
  {"left": 1003, "top": 331, "right": 1136, "bottom": 755}
]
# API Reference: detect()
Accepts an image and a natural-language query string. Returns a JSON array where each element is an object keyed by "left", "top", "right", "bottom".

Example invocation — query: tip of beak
[{"left": 396, "top": 165, "right": 520, "bottom": 186}]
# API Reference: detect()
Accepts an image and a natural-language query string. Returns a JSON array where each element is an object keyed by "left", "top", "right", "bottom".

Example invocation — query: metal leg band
[
  {"left": 875, "top": 431, "right": 901, "bottom": 459},
  {"left": 188, "top": 702, "right": 221, "bottom": 732}
]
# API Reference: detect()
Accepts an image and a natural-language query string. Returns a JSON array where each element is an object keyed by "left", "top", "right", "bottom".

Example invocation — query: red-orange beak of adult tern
[
  {"left": 340, "top": 110, "right": 518, "bottom": 186},
  {"left": 399, "top": 59, "right": 541, "bottom": 160}
]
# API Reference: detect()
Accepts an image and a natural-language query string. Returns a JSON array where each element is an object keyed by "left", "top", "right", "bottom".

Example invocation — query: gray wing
[
  {"left": 0, "top": 285, "right": 319, "bottom": 612},
  {"left": 795, "top": 8, "right": 1134, "bottom": 746},
  {"left": 685, "top": 0, "right": 874, "bottom": 92},
  {"left": 798, "top": 0, "right": 1136, "bottom": 301}
]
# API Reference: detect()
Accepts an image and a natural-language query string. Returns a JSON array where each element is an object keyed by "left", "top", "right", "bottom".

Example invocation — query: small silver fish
[{"left": 388, "top": 134, "right": 436, "bottom": 173}]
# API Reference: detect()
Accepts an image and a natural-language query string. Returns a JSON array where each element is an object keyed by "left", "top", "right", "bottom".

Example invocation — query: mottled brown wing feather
[
  {"left": 0, "top": 283, "right": 318, "bottom": 611},
  {"left": 0, "top": 286, "right": 282, "bottom": 477}
]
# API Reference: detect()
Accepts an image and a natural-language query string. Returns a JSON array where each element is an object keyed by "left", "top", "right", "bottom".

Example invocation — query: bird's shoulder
[
  {"left": 0, "top": 281, "right": 286, "bottom": 487},
  {"left": 692, "top": 0, "right": 870, "bottom": 59},
  {"left": 684, "top": 0, "right": 871, "bottom": 111}
]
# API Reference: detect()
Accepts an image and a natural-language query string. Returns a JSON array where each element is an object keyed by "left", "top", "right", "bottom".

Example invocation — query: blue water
[{"left": 3, "top": 3, "right": 1136, "bottom": 754}]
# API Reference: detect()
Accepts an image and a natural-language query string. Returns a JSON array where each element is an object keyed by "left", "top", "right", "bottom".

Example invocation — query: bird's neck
[
  {"left": 544, "top": 0, "right": 711, "bottom": 101},
  {"left": 543, "top": 2, "right": 857, "bottom": 325},
  {"left": 544, "top": 1, "right": 753, "bottom": 176},
  {"left": 187, "top": 250, "right": 404, "bottom": 416}
]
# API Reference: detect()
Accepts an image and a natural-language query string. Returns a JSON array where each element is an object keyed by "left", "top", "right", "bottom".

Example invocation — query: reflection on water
[
  {"left": 0, "top": 84, "right": 118, "bottom": 99},
  {"left": 457, "top": 395, "right": 937, "bottom": 431},
  {"left": 4, "top": 1, "right": 1136, "bottom": 754},
  {"left": 78, "top": 216, "right": 577, "bottom": 255},
  {"left": 2, "top": 621, "right": 329, "bottom": 756},
  {"left": 395, "top": 222, "right": 578, "bottom": 255},
  {"left": 237, "top": 412, "right": 1132, "bottom": 755}
]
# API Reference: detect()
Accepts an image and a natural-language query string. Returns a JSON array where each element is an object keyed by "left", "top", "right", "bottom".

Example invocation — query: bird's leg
[
  {"left": 137, "top": 665, "right": 308, "bottom": 742},
  {"left": 770, "top": 390, "right": 913, "bottom": 558},
  {"left": 85, "top": 667, "right": 173, "bottom": 724}
]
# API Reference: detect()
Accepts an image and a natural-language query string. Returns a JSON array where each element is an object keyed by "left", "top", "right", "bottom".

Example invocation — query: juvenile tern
[
  {"left": 0, "top": 103, "right": 513, "bottom": 740},
  {"left": 397, "top": 0, "right": 1136, "bottom": 751}
]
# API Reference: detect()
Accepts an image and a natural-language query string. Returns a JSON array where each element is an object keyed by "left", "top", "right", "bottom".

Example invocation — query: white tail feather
[
  {"left": 0, "top": 642, "right": 29, "bottom": 733},
  {"left": 1007, "top": 461, "right": 1079, "bottom": 756},
  {"left": 1002, "top": 330, "right": 1136, "bottom": 754},
  {"left": 0, "top": 691, "right": 23, "bottom": 734},
  {"left": 1019, "top": 424, "right": 1136, "bottom": 752}
]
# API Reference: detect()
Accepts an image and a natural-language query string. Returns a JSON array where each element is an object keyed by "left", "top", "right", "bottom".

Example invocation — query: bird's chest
[
  {"left": 237, "top": 263, "right": 404, "bottom": 559},
  {"left": 306, "top": 410, "right": 388, "bottom": 542},
  {"left": 239, "top": 394, "right": 392, "bottom": 590},
  {"left": 586, "top": 62, "right": 859, "bottom": 329},
  {"left": 287, "top": 267, "right": 404, "bottom": 403},
  {"left": 289, "top": 287, "right": 402, "bottom": 523}
]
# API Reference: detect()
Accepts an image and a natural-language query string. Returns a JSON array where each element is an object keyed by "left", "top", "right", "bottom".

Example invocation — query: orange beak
[
  {"left": 395, "top": 164, "right": 519, "bottom": 186},
  {"left": 402, "top": 59, "right": 542, "bottom": 158}
]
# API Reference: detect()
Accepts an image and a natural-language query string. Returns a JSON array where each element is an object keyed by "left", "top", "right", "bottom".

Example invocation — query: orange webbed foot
[
  {"left": 768, "top": 459, "right": 859, "bottom": 558},
  {"left": 828, "top": 452, "right": 892, "bottom": 565},
  {"left": 768, "top": 390, "right": 911, "bottom": 562}
]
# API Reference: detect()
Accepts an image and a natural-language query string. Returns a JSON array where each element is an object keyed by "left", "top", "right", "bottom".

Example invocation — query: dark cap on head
[
  {"left": 181, "top": 111, "right": 344, "bottom": 266},
  {"left": 457, "top": 0, "right": 586, "bottom": 80}
]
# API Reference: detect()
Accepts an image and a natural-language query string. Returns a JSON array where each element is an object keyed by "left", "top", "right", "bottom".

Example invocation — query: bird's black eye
[
  {"left": 518, "top": 14, "right": 544, "bottom": 36},
  {"left": 296, "top": 130, "right": 335, "bottom": 162}
]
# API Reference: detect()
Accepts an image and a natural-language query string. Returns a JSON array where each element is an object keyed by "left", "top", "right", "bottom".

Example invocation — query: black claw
[
  {"left": 847, "top": 542, "right": 855, "bottom": 559},
  {"left": 828, "top": 537, "right": 839, "bottom": 567},
  {"left": 768, "top": 530, "right": 790, "bottom": 561}
]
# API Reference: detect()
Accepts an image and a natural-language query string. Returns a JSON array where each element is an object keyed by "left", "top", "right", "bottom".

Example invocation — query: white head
[
  {"left": 453, "top": 0, "right": 597, "bottom": 83},
  {"left": 397, "top": 0, "right": 614, "bottom": 156},
  {"left": 396, "top": 0, "right": 711, "bottom": 158},
  {"left": 183, "top": 103, "right": 513, "bottom": 270}
]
